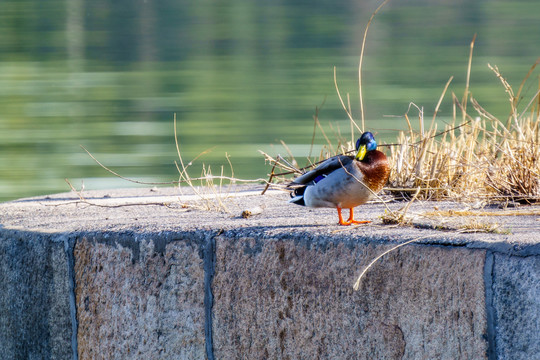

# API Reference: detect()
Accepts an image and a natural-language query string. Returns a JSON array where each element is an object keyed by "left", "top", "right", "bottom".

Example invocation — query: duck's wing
[{"left": 290, "top": 155, "right": 353, "bottom": 185}]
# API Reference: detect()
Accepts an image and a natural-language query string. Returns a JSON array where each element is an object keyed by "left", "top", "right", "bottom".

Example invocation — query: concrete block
[
  {"left": 0, "top": 230, "right": 73, "bottom": 359},
  {"left": 491, "top": 253, "right": 540, "bottom": 359},
  {"left": 212, "top": 236, "right": 488, "bottom": 359},
  {"left": 74, "top": 234, "right": 206, "bottom": 359}
]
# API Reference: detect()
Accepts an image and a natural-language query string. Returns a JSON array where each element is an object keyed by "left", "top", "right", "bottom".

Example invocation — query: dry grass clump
[
  {"left": 485, "top": 117, "right": 540, "bottom": 204},
  {"left": 173, "top": 114, "right": 235, "bottom": 212},
  {"left": 76, "top": 114, "right": 266, "bottom": 213},
  {"left": 172, "top": 114, "right": 271, "bottom": 213},
  {"left": 386, "top": 58, "right": 540, "bottom": 205}
]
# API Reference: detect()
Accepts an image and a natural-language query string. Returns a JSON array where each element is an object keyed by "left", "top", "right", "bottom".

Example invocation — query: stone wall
[
  {"left": 0, "top": 188, "right": 539, "bottom": 359},
  {"left": 1, "top": 228, "right": 539, "bottom": 359}
]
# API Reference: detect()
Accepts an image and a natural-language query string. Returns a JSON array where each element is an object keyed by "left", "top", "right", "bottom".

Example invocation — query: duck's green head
[{"left": 355, "top": 132, "right": 377, "bottom": 161}]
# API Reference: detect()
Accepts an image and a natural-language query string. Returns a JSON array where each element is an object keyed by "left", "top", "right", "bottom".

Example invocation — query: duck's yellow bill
[{"left": 355, "top": 144, "right": 367, "bottom": 161}]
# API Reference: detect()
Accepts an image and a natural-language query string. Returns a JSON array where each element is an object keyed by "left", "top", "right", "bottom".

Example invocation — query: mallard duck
[{"left": 288, "top": 132, "right": 390, "bottom": 225}]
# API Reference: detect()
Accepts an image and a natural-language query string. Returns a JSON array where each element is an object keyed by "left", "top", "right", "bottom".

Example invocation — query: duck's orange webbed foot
[{"left": 337, "top": 207, "right": 371, "bottom": 226}]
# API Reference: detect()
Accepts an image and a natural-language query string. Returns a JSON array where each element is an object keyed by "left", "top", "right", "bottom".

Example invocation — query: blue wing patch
[{"left": 313, "top": 174, "right": 326, "bottom": 184}]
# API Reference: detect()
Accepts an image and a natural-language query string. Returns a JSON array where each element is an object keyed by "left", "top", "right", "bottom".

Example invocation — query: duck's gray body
[{"left": 289, "top": 155, "right": 373, "bottom": 209}]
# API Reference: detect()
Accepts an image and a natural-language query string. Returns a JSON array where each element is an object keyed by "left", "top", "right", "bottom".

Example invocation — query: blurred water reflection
[{"left": 0, "top": 0, "right": 539, "bottom": 201}]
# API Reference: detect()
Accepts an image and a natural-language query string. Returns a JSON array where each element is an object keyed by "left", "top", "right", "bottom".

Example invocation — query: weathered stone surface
[
  {"left": 1, "top": 187, "right": 539, "bottom": 359},
  {"left": 491, "top": 253, "right": 540, "bottom": 360},
  {"left": 74, "top": 234, "right": 206, "bottom": 360},
  {"left": 212, "top": 236, "right": 487, "bottom": 359},
  {"left": 0, "top": 230, "right": 73, "bottom": 359}
]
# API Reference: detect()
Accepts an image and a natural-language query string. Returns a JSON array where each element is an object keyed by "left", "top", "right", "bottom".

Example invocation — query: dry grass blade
[
  {"left": 432, "top": 76, "right": 454, "bottom": 128},
  {"left": 461, "top": 34, "right": 476, "bottom": 119},
  {"left": 518, "top": 88, "right": 540, "bottom": 121},
  {"left": 334, "top": 67, "right": 362, "bottom": 137},
  {"left": 353, "top": 235, "right": 434, "bottom": 291},
  {"left": 358, "top": 0, "right": 392, "bottom": 131},
  {"left": 174, "top": 113, "right": 192, "bottom": 187},
  {"left": 308, "top": 97, "right": 327, "bottom": 161},
  {"left": 514, "top": 57, "right": 540, "bottom": 109},
  {"left": 488, "top": 63, "right": 518, "bottom": 127},
  {"left": 423, "top": 208, "right": 540, "bottom": 217},
  {"left": 81, "top": 145, "right": 173, "bottom": 186}
]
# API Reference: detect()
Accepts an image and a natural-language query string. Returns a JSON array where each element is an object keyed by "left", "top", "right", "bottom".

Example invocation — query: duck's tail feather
[{"left": 288, "top": 186, "right": 306, "bottom": 206}]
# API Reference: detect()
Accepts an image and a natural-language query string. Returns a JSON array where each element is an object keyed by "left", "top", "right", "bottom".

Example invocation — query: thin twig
[{"left": 80, "top": 145, "right": 171, "bottom": 185}]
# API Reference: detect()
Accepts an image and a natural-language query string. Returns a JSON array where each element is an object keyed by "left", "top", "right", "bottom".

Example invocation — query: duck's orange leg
[
  {"left": 337, "top": 207, "right": 371, "bottom": 225},
  {"left": 337, "top": 207, "right": 351, "bottom": 225},
  {"left": 347, "top": 208, "right": 371, "bottom": 224}
]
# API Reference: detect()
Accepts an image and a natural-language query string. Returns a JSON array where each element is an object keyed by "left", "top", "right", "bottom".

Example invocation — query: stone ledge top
[{"left": 1, "top": 186, "right": 539, "bottom": 255}]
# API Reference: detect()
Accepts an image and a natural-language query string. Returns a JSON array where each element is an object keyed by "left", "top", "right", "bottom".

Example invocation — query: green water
[{"left": 1, "top": 0, "right": 539, "bottom": 202}]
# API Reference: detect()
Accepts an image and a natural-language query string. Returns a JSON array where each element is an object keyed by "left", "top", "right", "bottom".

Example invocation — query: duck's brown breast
[{"left": 356, "top": 150, "right": 390, "bottom": 193}]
